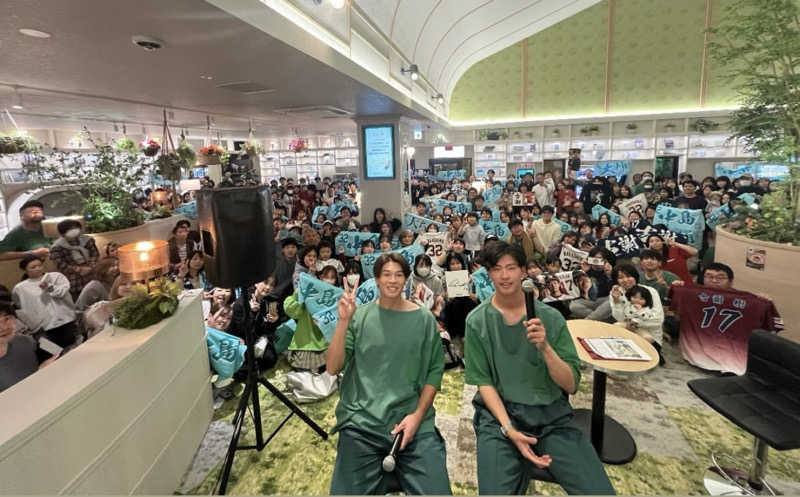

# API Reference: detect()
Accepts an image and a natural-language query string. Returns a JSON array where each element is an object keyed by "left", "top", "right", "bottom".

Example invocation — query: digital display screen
[{"left": 362, "top": 125, "right": 396, "bottom": 179}]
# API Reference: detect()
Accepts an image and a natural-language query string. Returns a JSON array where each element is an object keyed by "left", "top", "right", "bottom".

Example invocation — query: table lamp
[
  {"left": 151, "top": 189, "right": 168, "bottom": 205},
  {"left": 118, "top": 240, "right": 169, "bottom": 281}
]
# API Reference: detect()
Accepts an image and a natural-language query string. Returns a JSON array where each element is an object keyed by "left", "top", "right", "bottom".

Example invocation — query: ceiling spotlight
[
  {"left": 200, "top": 75, "right": 213, "bottom": 80},
  {"left": 11, "top": 87, "right": 24, "bottom": 110},
  {"left": 330, "top": 0, "right": 346, "bottom": 8},
  {"left": 18, "top": 28, "right": 51, "bottom": 39},
  {"left": 433, "top": 93, "right": 445, "bottom": 105},
  {"left": 402, "top": 64, "right": 419, "bottom": 81}
]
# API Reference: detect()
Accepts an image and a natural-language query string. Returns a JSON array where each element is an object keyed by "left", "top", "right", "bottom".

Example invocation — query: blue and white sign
[
  {"left": 435, "top": 170, "right": 466, "bottom": 181},
  {"left": 312, "top": 206, "right": 330, "bottom": 223},
  {"left": 479, "top": 220, "right": 511, "bottom": 240},
  {"left": 553, "top": 218, "right": 572, "bottom": 235},
  {"left": 707, "top": 204, "right": 733, "bottom": 230},
  {"left": 329, "top": 200, "right": 356, "bottom": 219},
  {"left": 591, "top": 204, "right": 622, "bottom": 226},
  {"left": 335, "top": 231, "right": 379, "bottom": 257},
  {"left": 433, "top": 199, "right": 472, "bottom": 215},
  {"left": 593, "top": 160, "right": 631, "bottom": 180},
  {"left": 355, "top": 278, "right": 380, "bottom": 306},
  {"left": 297, "top": 272, "right": 344, "bottom": 315},
  {"left": 714, "top": 163, "right": 757, "bottom": 179},
  {"left": 472, "top": 267, "right": 496, "bottom": 302},
  {"left": 359, "top": 244, "right": 425, "bottom": 280},
  {"left": 652, "top": 204, "right": 705, "bottom": 248},
  {"left": 403, "top": 212, "right": 448, "bottom": 233},
  {"left": 483, "top": 184, "right": 504, "bottom": 205}
]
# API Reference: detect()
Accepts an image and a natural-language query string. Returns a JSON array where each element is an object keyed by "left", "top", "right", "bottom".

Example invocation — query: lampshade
[
  {"left": 42, "top": 216, "right": 85, "bottom": 238},
  {"left": 151, "top": 190, "right": 168, "bottom": 204},
  {"left": 118, "top": 240, "right": 169, "bottom": 281}
]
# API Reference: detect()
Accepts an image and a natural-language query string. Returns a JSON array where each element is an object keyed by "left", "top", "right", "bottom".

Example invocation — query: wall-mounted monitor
[{"left": 362, "top": 124, "right": 396, "bottom": 179}]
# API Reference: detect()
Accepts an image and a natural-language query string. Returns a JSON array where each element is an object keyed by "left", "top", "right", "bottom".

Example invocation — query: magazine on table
[{"left": 579, "top": 337, "right": 652, "bottom": 361}]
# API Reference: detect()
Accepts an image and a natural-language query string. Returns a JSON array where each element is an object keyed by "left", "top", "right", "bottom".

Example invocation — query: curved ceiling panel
[{"left": 353, "top": 0, "right": 600, "bottom": 101}]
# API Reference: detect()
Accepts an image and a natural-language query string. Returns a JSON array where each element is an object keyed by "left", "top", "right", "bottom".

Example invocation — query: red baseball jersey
[{"left": 670, "top": 285, "right": 783, "bottom": 375}]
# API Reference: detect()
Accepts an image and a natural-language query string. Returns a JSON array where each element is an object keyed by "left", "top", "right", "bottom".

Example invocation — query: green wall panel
[
  {"left": 609, "top": 0, "right": 707, "bottom": 113},
  {"left": 449, "top": 42, "right": 523, "bottom": 122},
  {"left": 526, "top": 1, "right": 608, "bottom": 117},
  {"left": 448, "top": 0, "right": 743, "bottom": 122}
]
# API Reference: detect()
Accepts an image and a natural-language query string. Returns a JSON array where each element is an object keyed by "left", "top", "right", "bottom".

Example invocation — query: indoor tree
[
  {"left": 708, "top": 0, "right": 800, "bottom": 244},
  {"left": 23, "top": 133, "right": 149, "bottom": 233}
]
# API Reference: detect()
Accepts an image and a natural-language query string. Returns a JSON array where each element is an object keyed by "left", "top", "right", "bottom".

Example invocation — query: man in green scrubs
[
  {"left": 464, "top": 241, "right": 614, "bottom": 495},
  {"left": 0, "top": 200, "right": 52, "bottom": 260},
  {"left": 326, "top": 253, "right": 451, "bottom": 495}
]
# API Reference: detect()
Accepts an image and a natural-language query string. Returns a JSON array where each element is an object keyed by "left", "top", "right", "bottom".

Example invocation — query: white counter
[{"left": 0, "top": 293, "right": 213, "bottom": 494}]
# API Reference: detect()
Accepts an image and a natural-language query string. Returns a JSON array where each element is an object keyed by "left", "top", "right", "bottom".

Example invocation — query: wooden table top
[{"left": 566, "top": 319, "right": 659, "bottom": 376}]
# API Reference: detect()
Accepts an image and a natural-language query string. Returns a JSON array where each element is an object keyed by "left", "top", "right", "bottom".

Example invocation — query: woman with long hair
[{"left": 293, "top": 245, "right": 319, "bottom": 291}]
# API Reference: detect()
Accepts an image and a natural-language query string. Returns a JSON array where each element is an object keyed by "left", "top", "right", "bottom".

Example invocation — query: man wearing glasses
[{"left": 670, "top": 263, "right": 783, "bottom": 375}]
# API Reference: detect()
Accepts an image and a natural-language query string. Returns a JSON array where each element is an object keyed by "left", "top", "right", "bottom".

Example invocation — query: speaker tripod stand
[{"left": 215, "top": 288, "right": 329, "bottom": 495}]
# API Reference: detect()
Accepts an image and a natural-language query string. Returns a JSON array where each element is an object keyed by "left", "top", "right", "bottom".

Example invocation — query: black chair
[{"left": 687, "top": 330, "right": 800, "bottom": 495}]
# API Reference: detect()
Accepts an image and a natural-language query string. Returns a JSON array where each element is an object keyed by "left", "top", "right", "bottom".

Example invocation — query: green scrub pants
[
  {"left": 330, "top": 427, "right": 452, "bottom": 495},
  {"left": 473, "top": 394, "right": 615, "bottom": 495}
]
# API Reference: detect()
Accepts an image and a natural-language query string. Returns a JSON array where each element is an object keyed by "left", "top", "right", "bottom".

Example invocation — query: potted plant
[
  {"left": 22, "top": 135, "right": 147, "bottom": 233},
  {"left": 579, "top": 127, "right": 590, "bottom": 136},
  {"left": 114, "top": 137, "right": 137, "bottom": 155},
  {"left": 690, "top": 118, "right": 719, "bottom": 134},
  {"left": 140, "top": 138, "right": 161, "bottom": 157},
  {"left": 709, "top": 0, "right": 800, "bottom": 341},
  {"left": 155, "top": 153, "right": 182, "bottom": 182},
  {"left": 245, "top": 139, "right": 264, "bottom": 156},
  {"left": 0, "top": 135, "right": 40, "bottom": 155},
  {"left": 176, "top": 140, "right": 196, "bottom": 170},
  {"left": 113, "top": 277, "right": 182, "bottom": 329},
  {"left": 588, "top": 125, "right": 600, "bottom": 136},
  {"left": 198, "top": 144, "right": 225, "bottom": 165},
  {"left": 664, "top": 123, "right": 677, "bottom": 133},
  {"left": 625, "top": 123, "right": 638, "bottom": 134}
]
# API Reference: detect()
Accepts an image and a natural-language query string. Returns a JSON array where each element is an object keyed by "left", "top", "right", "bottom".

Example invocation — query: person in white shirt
[
  {"left": 12, "top": 255, "right": 79, "bottom": 350},
  {"left": 532, "top": 174, "right": 556, "bottom": 208},
  {"left": 530, "top": 206, "right": 562, "bottom": 254}
]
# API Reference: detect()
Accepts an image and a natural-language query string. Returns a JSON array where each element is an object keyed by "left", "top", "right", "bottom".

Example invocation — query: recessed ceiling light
[
  {"left": 330, "top": 0, "right": 346, "bottom": 8},
  {"left": 200, "top": 75, "right": 214, "bottom": 80},
  {"left": 19, "top": 28, "right": 51, "bottom": 39},
  {"left": 12, "top": 104, "right": 24, "bottom": 110}
]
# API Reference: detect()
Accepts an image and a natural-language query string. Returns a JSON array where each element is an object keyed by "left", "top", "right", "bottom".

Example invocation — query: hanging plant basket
[
  {"left": 140, "top": 139, "right": 161, "bottom": 157},
  {"left": 197, "top": 154, "right": 221, "bottom": 166},
  {"left": 156, "top": 153, "right": 183, "bottom": 182},
  {"left": 289, "top": 138, "right": 308, "bottom": 153}
]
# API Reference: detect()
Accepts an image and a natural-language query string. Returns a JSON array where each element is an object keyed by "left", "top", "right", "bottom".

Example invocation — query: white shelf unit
[
  {"left": 475, "top": 143, "right": 506, "bottom": 177},
  {"left": 258, "top": 152, "right": 281, "bottom": 183}
]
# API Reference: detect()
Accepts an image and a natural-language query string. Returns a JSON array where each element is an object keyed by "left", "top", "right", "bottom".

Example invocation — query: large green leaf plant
[{"left": 708, "top": 0, "right": 800, "bottom": 244}]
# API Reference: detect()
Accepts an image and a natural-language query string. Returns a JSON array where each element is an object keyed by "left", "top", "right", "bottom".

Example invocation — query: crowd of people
[{"left": 0, "top": 166, "right": 785, "bottom": 495}]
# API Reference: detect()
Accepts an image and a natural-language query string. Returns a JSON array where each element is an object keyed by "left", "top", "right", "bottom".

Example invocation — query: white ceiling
[
  {"left": 0, "top": 0, "right": 435, "bottom": 138},
  {"left": 353, "top": 0, "right": 602, "bottom": 99}
]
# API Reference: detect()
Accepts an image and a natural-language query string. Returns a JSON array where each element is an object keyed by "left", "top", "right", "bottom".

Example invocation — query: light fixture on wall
[
  {"left": 329, "top": 0, "right": 346, "bottom": 8},
  {"left": 405, "top": 146, "right": 416, "bottom": 158},
  {"left": 11, "top": 86, "right": 24, "bottom": 110},
  {"left": 401, "top": 64, "right": 419, "bottom": 81},
  {"left": 432, "top": 93, "right": 445, "bottom": 105}
]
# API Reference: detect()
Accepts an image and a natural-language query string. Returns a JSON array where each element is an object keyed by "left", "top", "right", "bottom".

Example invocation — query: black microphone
[
  {"left": 382, "top": 431, "right": 404, "bottom": 472},
  {"left": 522, "top": 278, "right": 537, "bottom": 319}
]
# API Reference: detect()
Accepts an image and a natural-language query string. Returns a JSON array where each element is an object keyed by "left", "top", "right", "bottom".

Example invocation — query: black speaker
[{"left": 196, "top": 185, "right": 275, "bottom": 288}]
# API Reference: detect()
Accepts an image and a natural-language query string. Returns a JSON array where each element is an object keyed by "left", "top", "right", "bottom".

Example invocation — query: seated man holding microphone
[
  {"left": 464, "top": 241, "right": 614, "bottom": 495},
  {"left": 326, "top": 252, "right": 451, "bottom": 495}
]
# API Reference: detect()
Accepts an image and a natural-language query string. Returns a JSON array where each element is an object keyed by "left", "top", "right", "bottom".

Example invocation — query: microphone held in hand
[
  {"left": 522, "top": 278, "right": 536, "bottom": 319},
  {"left": 382, "top": 431, "right": 404, "bottom": 472}
]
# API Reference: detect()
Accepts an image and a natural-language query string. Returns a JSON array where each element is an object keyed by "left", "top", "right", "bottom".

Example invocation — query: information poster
[{"left": 363, "top": 125, "right": 395, "bottom": 179}]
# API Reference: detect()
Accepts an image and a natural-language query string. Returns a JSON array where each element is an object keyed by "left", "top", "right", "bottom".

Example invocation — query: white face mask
[
  {"left": 416, "top": 267, "right": 431, "bottom": 278},
  {"left": 346, "top": 274, "right": 359, "bottom": 288},
  {"left": 65, "top": 228, "right": 81, "bottom": 239},
  {"left": 740, "top": 180, "right": 751, "bottom": 187}
]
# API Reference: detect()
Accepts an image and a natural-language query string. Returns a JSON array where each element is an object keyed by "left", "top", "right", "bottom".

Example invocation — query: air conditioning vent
[
  {"left": 273, "top": 105, "right": 354, "bottom": 119},
  {"left": 215, "top": 81, "right": 276, "bottom": 95}
]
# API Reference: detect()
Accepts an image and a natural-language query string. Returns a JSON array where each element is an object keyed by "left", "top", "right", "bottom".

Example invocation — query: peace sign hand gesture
[{"left": 338, "top": 275, "right": 358, "bottom": 322}]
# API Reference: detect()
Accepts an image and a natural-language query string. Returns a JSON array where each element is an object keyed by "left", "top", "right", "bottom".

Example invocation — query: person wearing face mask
[
  {"left": 49, "top": 219, "right": 100, "bottom": 301},
  {"left": 407, "top": 254, "right": 444, "bottom": 299},
  {"left": 735, "top": 174, "right": 765, "bottom": 195},
  {"left": 0, "top": 200, "right": 53, "bottom": 261}
]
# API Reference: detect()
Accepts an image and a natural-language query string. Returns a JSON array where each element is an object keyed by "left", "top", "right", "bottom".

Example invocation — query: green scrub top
[
  {"left": 464, "top": 299, "right": 581, "bottom": 406},
  {"left": 332, "top": 301, "right": 444, "bottom": 439}
]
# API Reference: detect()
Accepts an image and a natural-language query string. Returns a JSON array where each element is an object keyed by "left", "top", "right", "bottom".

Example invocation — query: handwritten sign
[
  {"left": 359, "top": 252, "right": 379, "bottom": 280},
  {"left": 329, "top": 200, "right": 356, "bottom": 219},
  {"left": 472, "top": 267, "right": 496, "bottom": 302},
  {"left": 553, "top": 218, "right": 572, "bottom": 235},
  {"left": 360, "top": 244, "right": 425, "bottom": 280},
  {"left": 355, "top": 278, "right": 380, "bottom": 306},
  {"left": 714, "top": 163, "right": 757, "bottom": 179},
  {"left": 297, "top": 272, "right": 344, "bottom": 315},
  {"left": 433, "top": 199, "right": 472, "bottom": 215},
  {"left": 593, "top": 160, "right": 631, "bottom": 179},
  {"left": 312, "top": 305, "right": 339, "bottom": 341},
  {"left": 312, "top": 206, "right": 329, "bottom": 223},
  {"left": 653, "top": 204, "right": 705, "bottom": 248},
  {"left": 633, "top": 224, "right": 689, "bottom": 246},
  {"left": 619, "top": 194, "right": 648, "bottom": 219},
  {"left": 739, "top": 193, "right": 757, "bottom": 206},
  {"left": 559, "top": 244, "right": 588, "bottom": 271},
  {"left": 445, "top": 270, "right": 470, "bottom": 298},
  {"left": 403, "top": 212, "right": 448, "bottom": 233},
  {"left": 603, "top": 233, "right": 643, "bottom": 258},
  {"left": 479, "top": 220, "right": 511, "bottom": 240},
  {"left": 435, "top": 170, "right": 466, "bottom": 181},
  {"left": 335, "top": 231, "right": 379, "bottom": 257},
  {"left": 483, "top": 184, "right": 504, "bottom": 205},
  {"left": 591, "top": 204, "right": 622, "bottom": 226},
  {"left": 707, "top": 204, "right": 733, "bottom": 230},
  {"left": 419, "top": 232, "right": 448, "bottom": 258}
]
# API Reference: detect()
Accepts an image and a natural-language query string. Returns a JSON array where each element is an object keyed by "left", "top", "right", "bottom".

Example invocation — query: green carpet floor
[{"left": 188, "top": 341, "right": 800, "bottom": 495}]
